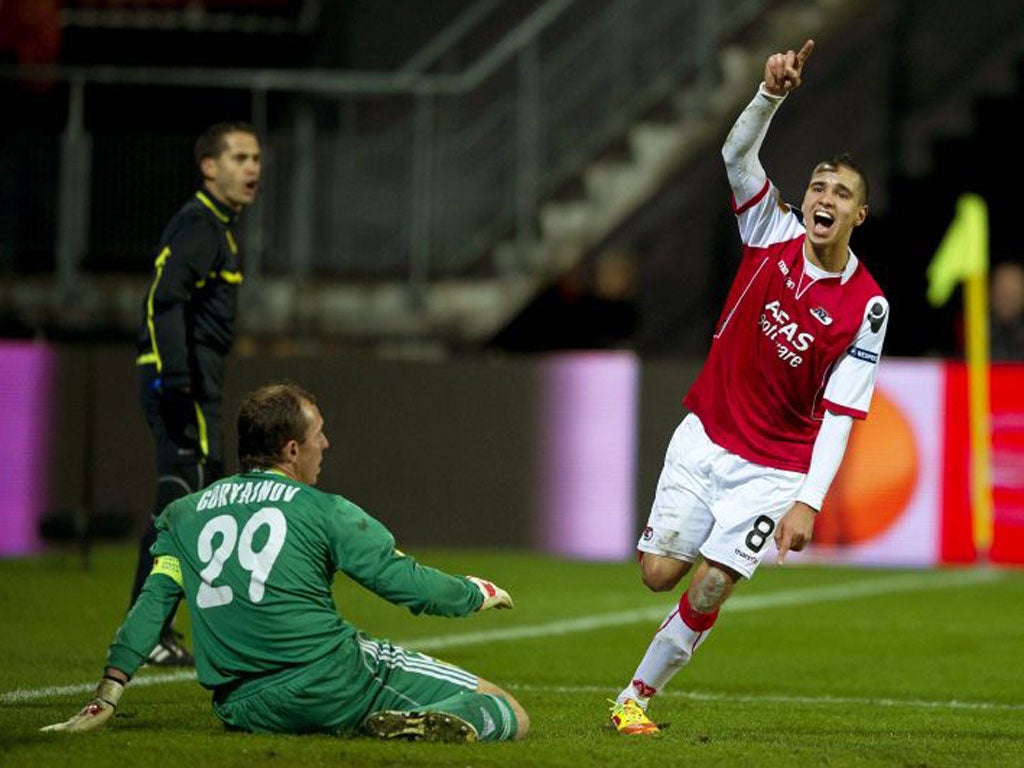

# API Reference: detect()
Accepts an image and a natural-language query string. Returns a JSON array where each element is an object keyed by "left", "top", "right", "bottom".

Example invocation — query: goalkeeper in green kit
[{"left": 43, "top": 382, "right": 529, "bottom": 742}]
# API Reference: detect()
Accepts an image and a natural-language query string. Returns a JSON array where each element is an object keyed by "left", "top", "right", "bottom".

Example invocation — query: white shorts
[{"left": 637, "top": 413, "right": 805, "bottom": 579}]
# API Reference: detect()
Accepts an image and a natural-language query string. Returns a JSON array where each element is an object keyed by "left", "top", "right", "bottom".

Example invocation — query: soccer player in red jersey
[{"left": 609, "top": 40, "right": 890, "bottom": 735}]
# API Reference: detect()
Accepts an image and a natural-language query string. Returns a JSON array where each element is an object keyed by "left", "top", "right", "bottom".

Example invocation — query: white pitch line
[
  {"left": 3, "top": 670, "right": 196, "bottom": 705},
  {"left": 1, "top": 568, "right": 1001, "bottom": 705},
  {"left": 406, "top": 568, "right": 1002, "bottom": 651},
  {"left": 509, "top": 683, "right": 1024, "bottom": 713}
]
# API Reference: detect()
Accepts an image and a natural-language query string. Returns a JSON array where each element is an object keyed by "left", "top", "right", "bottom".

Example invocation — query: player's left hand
[
  {"left": 467, "top": 576, "right": 514, "bottom": 610},
  {"left": 764, "top": 39, "right": 815, "bottom": 96},
  {"left": 41, "top": 677, "right": 124, "bottom": 733},
  {"left": 774, "top": 501, "right": 818, "bottom": 565}
]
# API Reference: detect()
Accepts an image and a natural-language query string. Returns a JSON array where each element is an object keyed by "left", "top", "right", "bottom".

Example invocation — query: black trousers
[{"left": 129, "top": 363, "right": 224, "bottom": 613}]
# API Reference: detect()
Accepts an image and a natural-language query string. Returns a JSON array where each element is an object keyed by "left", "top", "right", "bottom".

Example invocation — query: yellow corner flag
[
  {"left": 927, "top": 193, "right": 992, "bottom": 559},
  {"left": 927, "top": 193, "right": 989, "bottom": 307}
]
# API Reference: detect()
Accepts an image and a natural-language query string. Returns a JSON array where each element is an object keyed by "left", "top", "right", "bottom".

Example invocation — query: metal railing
[{"left": 2, "top": 0, "right": 768, "bottom": 295}]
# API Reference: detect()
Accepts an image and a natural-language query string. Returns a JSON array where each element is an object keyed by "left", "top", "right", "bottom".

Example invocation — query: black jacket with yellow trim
[{"left": 136, "top": 190, "right": 243, "bottom": 397}]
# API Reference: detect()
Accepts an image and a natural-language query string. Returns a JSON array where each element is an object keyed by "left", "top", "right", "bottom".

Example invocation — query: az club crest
[{"left": 809, "top": 306, "right": 833, "bottom": 326}]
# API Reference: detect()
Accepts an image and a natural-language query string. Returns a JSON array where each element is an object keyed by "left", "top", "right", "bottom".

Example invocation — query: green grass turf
[{"left": 2, "top": 545, "right": 1022, "bottom": 767}]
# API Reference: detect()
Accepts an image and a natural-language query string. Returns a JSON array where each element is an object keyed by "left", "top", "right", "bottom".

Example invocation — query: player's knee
[
  {"left": 497, "top": 691, "right": 529, "bottom": 740},
  {"left": 477, "top": 679, "right": 529, "bottom": 739},
  {"left": 639, "top": 553, "right": 689, "bottom": 592},
  {"left": 689, "top": 562, "right": 739, "bottom": 612},
  {"left": 641, "top": 570, "right": 677, "bottom": 592},
  {"left": 511, "top": 700, "right": 530, "bottom": 739}
]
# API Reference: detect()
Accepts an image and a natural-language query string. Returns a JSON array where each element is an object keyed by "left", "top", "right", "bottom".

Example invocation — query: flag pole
[
  {"left": 964, "top": 271, "right": 993, "bottom": 560},
  {"left": 926, "top": 193, "right": 992, "bottom": 562}
]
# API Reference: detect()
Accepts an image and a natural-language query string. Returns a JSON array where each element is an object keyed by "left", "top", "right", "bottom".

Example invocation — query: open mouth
[{"left": 812, "top": 210, "right": 834, "bottom": 235}]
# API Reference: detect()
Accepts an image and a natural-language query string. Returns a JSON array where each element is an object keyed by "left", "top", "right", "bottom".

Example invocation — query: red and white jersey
[{"left": 683, "top": 179, "right": 889, "bottom": 473}]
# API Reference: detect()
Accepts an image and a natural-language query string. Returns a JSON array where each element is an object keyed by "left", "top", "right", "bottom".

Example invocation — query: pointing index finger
[
  {"left": 775, "top": 529, "right": 791, "bottom": 565},
  {"left": 796, "top": 39, "right": 815, "bottom": 66}
]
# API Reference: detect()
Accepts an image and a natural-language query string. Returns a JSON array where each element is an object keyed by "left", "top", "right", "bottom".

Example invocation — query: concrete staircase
[
  {"left": 0, "top": 0, "right": 878, "bottom": 351},
  {"left": 278, "top": 0, "right": 875, "bottom": 351}
]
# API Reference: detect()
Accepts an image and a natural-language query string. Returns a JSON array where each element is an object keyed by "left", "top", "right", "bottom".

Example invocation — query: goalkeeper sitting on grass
[{"left": 43, "top": 381, "right": 528, "bottom": 743}]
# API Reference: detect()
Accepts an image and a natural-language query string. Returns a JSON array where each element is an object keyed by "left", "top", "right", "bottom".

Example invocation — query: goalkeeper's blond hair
[{"left": 237, "top": 382, "right": 317, "bottom": 471}]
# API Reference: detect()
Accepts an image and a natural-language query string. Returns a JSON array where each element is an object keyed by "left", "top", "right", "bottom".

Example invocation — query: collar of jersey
[
  {"left": 251, "top": 467, "right": 290, "bottom": 479},
  {"left": 802, "top": 249, "right": 859, "bottom": 285},
  {"left": 195, "top": 190, "right": 238, "bottom": 225}
]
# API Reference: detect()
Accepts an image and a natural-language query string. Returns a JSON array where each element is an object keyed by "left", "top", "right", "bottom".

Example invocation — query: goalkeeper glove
[
  {"left": 467, "top": 576, "right": 513, "bottom": 610},
  {"left": 41, "top": 676, "right": 125, "bottom": 733}
]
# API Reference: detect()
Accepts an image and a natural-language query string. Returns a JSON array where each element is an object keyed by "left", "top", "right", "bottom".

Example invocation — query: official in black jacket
[{"left": 132, "top": 122, "right": 261, "bottom": 664}]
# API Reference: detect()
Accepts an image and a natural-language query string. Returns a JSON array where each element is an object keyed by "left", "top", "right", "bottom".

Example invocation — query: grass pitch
[{"left": 1, "top": 545, "right": 1022, "bottom": 767}]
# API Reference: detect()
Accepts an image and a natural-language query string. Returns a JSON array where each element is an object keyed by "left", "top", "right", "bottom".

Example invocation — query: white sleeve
[
  {"left": 721, "top": 83, "right": 786, "bottom": 205},
  {"left": 822, "top": 296, "right": 890, "bottom": 418},
  {"left": 795, "top": 411, "right": 853, "bottom": 512}
]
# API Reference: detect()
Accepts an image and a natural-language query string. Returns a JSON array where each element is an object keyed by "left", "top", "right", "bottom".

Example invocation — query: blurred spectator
[
  {"left": 0, "top": 0, "right": 63, "bottom": 68},
  {"left": 590, "top": 248, "right": 639, "bottom": 347},
  {"left": 491, "top": 248, "right": 639, "bottom": 351},
  {"left": 991, "top": 261, "right": 1024, "bottom": 361}
]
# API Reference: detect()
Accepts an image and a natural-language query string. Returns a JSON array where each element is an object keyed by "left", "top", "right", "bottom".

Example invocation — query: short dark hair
[
  {"left": 237, "top": 382, "right": 316, "bottom": 472},
  {"left": 813, "top": 152, "right": 869, "bottom": 203},
  {"left": 194, "top": 121, "right": 258, "bottom": 168}
]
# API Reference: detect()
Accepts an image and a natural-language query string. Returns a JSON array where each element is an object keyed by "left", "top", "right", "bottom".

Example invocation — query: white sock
[{"left": 616, "top": 593, "right": 718, "bottom": 707}]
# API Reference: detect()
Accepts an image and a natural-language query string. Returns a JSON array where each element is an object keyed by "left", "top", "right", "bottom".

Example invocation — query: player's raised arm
[{"left": 722, "top": 39, "right": 814, "bottom": 205}]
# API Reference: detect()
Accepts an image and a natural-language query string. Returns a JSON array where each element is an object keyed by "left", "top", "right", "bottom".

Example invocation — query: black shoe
[
  {"left": 363, "top": 710, "right": 478, "bottom": 743},
  {"left": 147, "top": 630, "right": 194, "bottom": 667}
]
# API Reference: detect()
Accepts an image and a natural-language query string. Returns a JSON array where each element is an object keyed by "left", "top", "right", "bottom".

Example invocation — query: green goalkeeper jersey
[{"left": 107, "top": 470, "right": 483, "bottom": 688}]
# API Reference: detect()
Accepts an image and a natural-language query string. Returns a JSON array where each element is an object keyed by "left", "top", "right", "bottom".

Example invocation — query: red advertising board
[{"left": 941, "top": 363, "right": 1024, "bottom": 564}]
